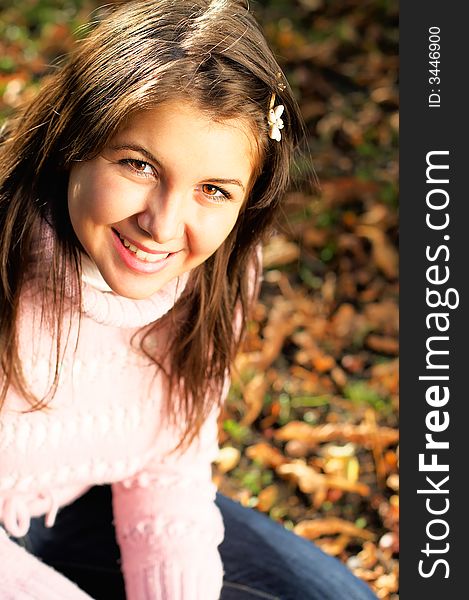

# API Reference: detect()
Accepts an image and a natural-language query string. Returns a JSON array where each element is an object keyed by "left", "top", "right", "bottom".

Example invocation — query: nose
[{"left": 137, "top": 186, "right": 186, "bottom": 245}]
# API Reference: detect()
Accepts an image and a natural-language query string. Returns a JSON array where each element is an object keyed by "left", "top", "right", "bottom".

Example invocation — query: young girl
[{"left": 0, "top": 1, "right": 377, "bottom": 598}]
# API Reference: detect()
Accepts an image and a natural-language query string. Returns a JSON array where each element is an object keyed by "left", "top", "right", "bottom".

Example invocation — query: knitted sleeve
[
  {"left": 111, "top": 247, "right": 262, "bottom": 599},
  {"left": 111, "top": 401, "right": 225, "bottom": 600},
  {"left": 0, "top": 528, "right": 93, "bottom": 599}
]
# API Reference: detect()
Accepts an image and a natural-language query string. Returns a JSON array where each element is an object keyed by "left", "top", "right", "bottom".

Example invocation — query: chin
[{"left": 111, "top": 284, "right": 162, "bottom": 300}]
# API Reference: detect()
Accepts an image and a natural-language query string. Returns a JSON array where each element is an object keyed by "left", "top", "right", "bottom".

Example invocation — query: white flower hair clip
[{"left": 267, "top": 93, "right": 285, "bottom": 142}]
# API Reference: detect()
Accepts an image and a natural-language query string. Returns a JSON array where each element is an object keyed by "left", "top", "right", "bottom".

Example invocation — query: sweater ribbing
[{"left": 0, "top": 269, "right": 225, "bottom": 599}]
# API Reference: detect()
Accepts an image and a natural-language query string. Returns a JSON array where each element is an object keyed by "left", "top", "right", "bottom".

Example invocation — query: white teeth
[
  {"left": 145, "top": 252, "right": 169, "bottom": 263},
  {"left": 118, "top": 233, "right": 169, "bottom": 262}
]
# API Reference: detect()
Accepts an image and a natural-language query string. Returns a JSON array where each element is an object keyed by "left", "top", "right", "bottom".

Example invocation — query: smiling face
[{"left": 67, "top": 101, "right": 257, "bottom": 299}]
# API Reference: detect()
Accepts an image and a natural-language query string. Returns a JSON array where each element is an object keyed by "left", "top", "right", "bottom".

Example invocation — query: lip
[
  {"left": 111, "top": 229, "right": 179, "bottom": 274},
  {"left": 112, "top": 229, "right": 172, "bottom": 254}
]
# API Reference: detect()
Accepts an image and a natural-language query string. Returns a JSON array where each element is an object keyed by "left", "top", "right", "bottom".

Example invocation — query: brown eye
[
  {"left": 200, "top": 184, "right": 230, "bottom": 202},
  {"left": 131, "top": 160, "right": 147, "bottom": 171},
  {"left": 120, "top": 159, "right": 154, "bottom": 177},
  {"left": 202, "top": 184, "right": 218, "bottom": 196}
]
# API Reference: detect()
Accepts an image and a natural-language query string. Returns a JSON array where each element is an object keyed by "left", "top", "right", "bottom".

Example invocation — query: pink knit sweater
[{"left": 0, "top": 264, "right": 225, "bottom": 599}]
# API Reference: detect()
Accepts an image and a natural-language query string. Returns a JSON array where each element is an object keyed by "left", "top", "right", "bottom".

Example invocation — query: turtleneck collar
[
  {"left": 31, "top": 220, "right": 189, "bottom": 328},
  {"left": 80, "top": 254, "right": 189, "bottom": 328}
]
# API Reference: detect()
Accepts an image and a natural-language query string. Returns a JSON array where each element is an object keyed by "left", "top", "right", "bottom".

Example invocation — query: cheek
[
  {"left": 189, "top": 208, "right": 241, "bottom": 255},
  {"left": 68, "top": 166, "right": 133, "bottom": 225}
]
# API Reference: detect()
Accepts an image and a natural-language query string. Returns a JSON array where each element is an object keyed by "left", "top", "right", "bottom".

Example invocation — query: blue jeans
[{"left": 14, "top": 485, "right": 377, "bottom": 599}]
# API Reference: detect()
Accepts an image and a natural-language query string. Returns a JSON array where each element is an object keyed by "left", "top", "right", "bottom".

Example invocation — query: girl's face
[{"left": 68, "top": 101, "right": 256, "bottom": 299}]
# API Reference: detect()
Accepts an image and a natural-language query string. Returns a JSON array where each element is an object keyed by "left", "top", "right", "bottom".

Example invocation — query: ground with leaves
[{"left": 1, "top": 1, "right": 398, "bottom": 598}]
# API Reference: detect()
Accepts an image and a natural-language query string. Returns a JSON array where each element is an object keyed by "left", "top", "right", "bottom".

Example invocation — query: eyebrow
[{"left": 109, "top": 143, "right": 246, "bottom": 192}]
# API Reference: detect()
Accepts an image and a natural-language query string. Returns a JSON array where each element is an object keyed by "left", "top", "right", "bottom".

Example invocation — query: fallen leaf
[
  {"left": 315, "top": 534, "right": 352, "bottom": 557},
  {"left": 341, "top": 354, "right": 366, "bottom": 374},
  {"left": 262, "top": 235, "right": 300, "bottom": 267},
  {"left": 363, "top": 300, "right": 399, "bottom": 336},
  {"left": 320, "top": 178, "right": 380, "bottom": 206},
  {"left": 214, "top": 446, "right": 241, "bottom": 474},
  {"left": 365, "top": 334, "right": 399, "bottom": 355},
  {"left": 324, "top": 475, "right": 370, "bottom": 496},
  {"left": 257, "top": 484, "right": 279, "bottom": 512},
  {"left": 386, "top": 474, "right": 399, "bottom": 492},
  {"left": 312, "top": 353, "right": 336, "bottom": 373},
  {"left": 330, "top": 366, "right": 348, "bottom": 388},
  {"left": 294, "top": 517, "right": 375, "bottom": 541},
  {"left": 365, "top": 409, "right": 387, "bottom": 488},
  {"left": 246, "top": 442, "right": 287, "bottom": 468},
  {"left": 303, "top": 226, "right": 329, "bottom": 248},
  {"left": 277, "top": 460, "right": 326, "bottom": 493},
  {"left": 357, "top": 541, "right": 379, "bottom": 569},
  {"left": 285, "top": 439, "right": 310, "bottom": 458},
  {"left": 241, "top": 373, "right": 269, "bottom": 426},
  {"left": 253, "top": 304, "right": 296, "bottom": 370},
  {"left": 274, "top": 421, "right": 399, "bottom": 448},
  {"left": 356, "top": 225, "right": 398, "bottom": 280},
  {"left": 322, "top": 443, "right": 360, "bottom": 482}
]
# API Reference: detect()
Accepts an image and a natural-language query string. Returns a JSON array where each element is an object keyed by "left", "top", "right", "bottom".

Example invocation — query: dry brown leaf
[
  {"left": 363, "top": 300, "right": 399, "bottom": 335},
  {"left": 294, "top": 517, "right": 375, "bottom": 541},
  {"left": 322, "top": 443, "right": 356, "bottom": 472},
  {"left": 329, "top": 306, "right": 372, "bottom": 354},
  {"left": 289, "top": 366, "right": 321, "bottom": 391},
  {"left": 350, "top": 566, "right": 383, "bottom": 584},
  {"left": 320, "top": 445, "right": 369, "bottom": 496},
  {"left": 325, "top": 476, "right": 370, "bottom": 497},
  {"left": 337, "top": 271, "right": 358, "bottom": 301},
  {"left": 312, "top": 353, "right": 336, "bottom": 373},
  {"left": 356, "top": 225, "right": 398, "bottom": 280},
  {"left": 375, "top": 572, "right": 399, "bottom": 596},
  {"left": 330, "top": 366, "right": 348, "bottom": 388},
  {"left": 241, "top": 373, "right": 269, "bottom": 426},
  {"left": 359, "top": 280, "right": 386, "bottom": 303},
  {"left": 341, "top": 210, "right": 358, "bottom": 228},
  {"left": 274, "top": 421, "right": 399, "bottom": 448},
  {"left": 321, "top": 272, "right": 337, "bottom": 304},
  {"left": 253, "top": 306, "right": 296, "bottom": 371},
  {"left": 214, "top": 446, "right": 241, "bottom": 474},
  {"left": 285, "top": 439, "right": 310, "bottom": 458},
  {"left": 370, "top": 359, "right": 399, "bottom": 395},
  {"left": 276, "top": 460, "right": 326, "bottom": 493},
  {"left": 337, "top": 234, "right": 369, "bottom": 265},
  {"left": 257, "top": 484, "right": 279, "bottom": 512},
  {"left": 320, "top": 178, "right": 380, "bottom": 206},
  {"left": 259, "top": 398, "right": 281, "bottom": 429},
  {"left": 386, "top": 474, "right": 399, "bottom": 492},
  {"left": 361, "top": 202, "right": 397, "bottom": 229},
  {"left": 311, "top": 486, "right": 328, "bottom": 509},
  {"left": 357, "top": 541, "right": 379, "bottom": 569},
  {"left": 384, "top": 449, "right": 399, "bottom": 470},
  {"left": 303, "top": 226, "right": 328, "bottom": 248},
  {"left": 322, "top": 442, "right": 356, "bottom": 457},
  {"left": 314, "top": 534, "right": 351, "bottom": 557},
  {"left": 341, "top": 354, "right": 366, "bottom": 374},
  {"left": 330, "top": 303, "right": 357, "bottom": 338},
  {"left": 365, "top": 409, "right": 387, "bottom": 488},
  {"left": 246, "top": 442, "right": 287, "bottom": 468},
  {"left": 365, "top": 334, "right": 399, "bottom": 355},
  {"left": 262, "top": 235, "right": 300, "bottom": 268},
  {"left": 277, "top": 457, "right": 370, "bottom": 497}
]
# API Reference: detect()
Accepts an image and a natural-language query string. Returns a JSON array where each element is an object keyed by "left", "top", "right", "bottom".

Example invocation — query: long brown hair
[{"left": 0, "top": 0, "right": 305, "bottom": 450}]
